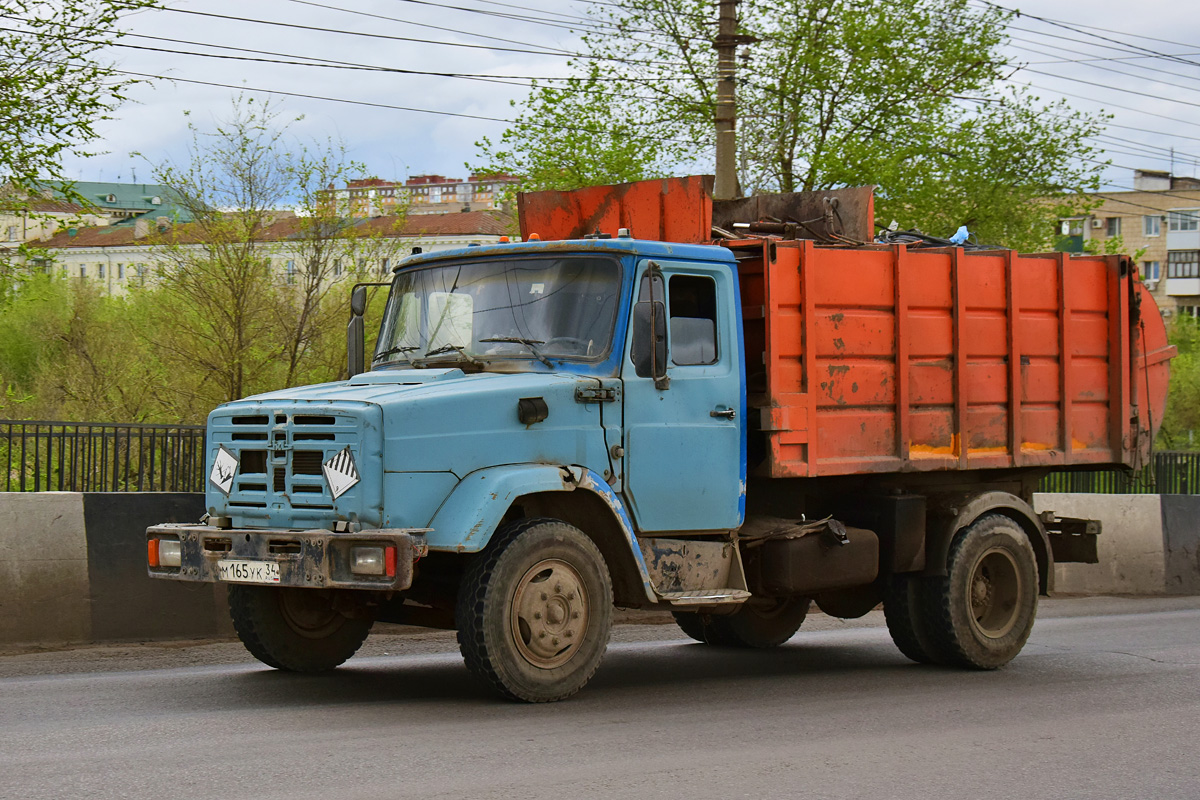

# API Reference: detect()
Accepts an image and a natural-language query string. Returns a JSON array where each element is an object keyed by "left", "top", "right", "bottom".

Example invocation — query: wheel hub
[
  {"left": 510, "top": 559, "right": 588, "bottom": 669},
  {"left": 968, "top": 547, "right": 1021, "bottom": 639}
]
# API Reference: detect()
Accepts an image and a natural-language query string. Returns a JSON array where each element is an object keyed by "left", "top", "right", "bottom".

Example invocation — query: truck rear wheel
[
  {"left": 673, "top": 597, "right": 810, "bottom": 648},
  {"left": 921, "top": 514, "right": 1039, "bottom": 669},
  {"left": 883, "top": 575, "right": 936, "bottom": 664},
  {"left": 456, "top": 518, "right": 613, "bottom": 702},
  {"left": 228, "top": 585, "right": 373, "bottom": 672}
]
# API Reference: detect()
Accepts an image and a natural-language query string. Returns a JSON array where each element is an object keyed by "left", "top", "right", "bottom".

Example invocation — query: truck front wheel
[
  {"left": 228, "top": 585, "right": 373, "bottom": 672},
  {"left": 456, "top": 518, "right": 613, "bottom": 702},
  {"left": 921, "top": 514, "right": 1039, "bottom": 669},
  {"left": 673, "top": 597, "right": 810, "bottom": 648}
]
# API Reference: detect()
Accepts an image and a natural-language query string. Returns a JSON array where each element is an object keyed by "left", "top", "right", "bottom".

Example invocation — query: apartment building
[
  {"left": 1060, "top": 169, "right": 1200, "bottom": 317},
  {"left": 326, "top": 174, "right": 520, "bottom": 218}
]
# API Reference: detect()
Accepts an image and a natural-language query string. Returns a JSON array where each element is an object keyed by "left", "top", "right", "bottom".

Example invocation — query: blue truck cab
[{"left": 149, "top": 235, "right": 757, "bottom": 701}]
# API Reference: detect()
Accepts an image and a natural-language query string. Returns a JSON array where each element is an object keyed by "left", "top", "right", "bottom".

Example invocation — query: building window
[
  {"left": 381, "top": 258, "right": 390, "bottom": 275},
  {"left": 5, "top": 225, "right": 16, "bottom": 242},
  {"left": 1106, "top": 217, "right": 1121, "bottom": 237},
  {"left": 286, "top": 259, "right": 296, "bottom": 285},
  {"left": 333, "top": 258, "right": 342, "bottom": 277},
  {"left": 1179, "top": 305, "right": 1200, "bottom": 317},
  {"left": 118, "top": 264, "right": 124, "bottom": 279},
  {"left": 98, "top": 263, "right": 105, "bottom": 279},
  {"left": 1144, "top": 215, "right": 1162, "bottom": 237},
  {"left": 1168, "top": 250, "right": 1200, "bottom": 278},
  {"left": 1144, "top": 261, "right": 1161, "bottom": 282},
  {"left": 1169, "top": 210, "right": 1199, "bottom": 232},
  {"left": 137, "top": 264, "right": 146, "bottom": 284},
  {"left": 79, "top": 266, "right": 86, "bottom": 278}
]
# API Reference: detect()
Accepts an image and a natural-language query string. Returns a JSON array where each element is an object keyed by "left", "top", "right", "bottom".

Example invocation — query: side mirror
[
  {"left": 631, "top": 301, "right": 669, "bottom": 388},
  {"left": 350, "top": 285, "right": 367, "bottom": 316}
]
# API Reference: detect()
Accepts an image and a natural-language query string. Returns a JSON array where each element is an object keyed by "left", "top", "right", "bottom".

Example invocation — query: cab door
[{"left": 620, "top": 259, "right": 744, "bottom": 532}]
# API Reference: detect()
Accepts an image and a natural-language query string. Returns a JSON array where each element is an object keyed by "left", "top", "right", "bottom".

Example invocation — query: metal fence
[
  {"left": 1038, "top": 451, "right": 1200, "bottom": 495},
  {"left": 1, "top": 420, "right": 206, "bottom": 492},
  {"left": 3, "top": 417, "right": 1199, "bottom": 496}
]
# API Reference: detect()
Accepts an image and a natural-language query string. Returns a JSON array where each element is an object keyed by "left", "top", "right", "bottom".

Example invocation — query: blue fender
[{"left": 426, "top": 464, "right": 657, "bottom": 603}]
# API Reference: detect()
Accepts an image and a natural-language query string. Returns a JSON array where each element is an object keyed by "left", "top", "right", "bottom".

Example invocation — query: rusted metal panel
[
  {"left": 712, "top": 185, "right": 876, "bottom": 243},
  {"left": 637, "top": 537, "right": 735, "bottom": 595},
  {"left": 518, "top": 176, "right": 714, "bottom": 242}
]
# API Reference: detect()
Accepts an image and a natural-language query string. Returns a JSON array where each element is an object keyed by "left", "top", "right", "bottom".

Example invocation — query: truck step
[{"left": 658, "top": 589, "right": 752, "bottom": 606}]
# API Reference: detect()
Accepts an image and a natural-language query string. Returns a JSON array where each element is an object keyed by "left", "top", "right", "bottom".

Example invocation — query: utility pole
[{"left": 712, "top": 0, "right": 741, "bottom": 201}]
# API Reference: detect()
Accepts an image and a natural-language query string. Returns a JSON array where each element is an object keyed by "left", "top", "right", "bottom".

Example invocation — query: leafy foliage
[
  {"left": 0, "top": 0, "right": 156, "bottom": 199},
  {"left": 0, "top": 97, "right": 410, "bottom": 424},
  {"left": 1158, "top": 315, "right": 1200, "bottom": 450}
]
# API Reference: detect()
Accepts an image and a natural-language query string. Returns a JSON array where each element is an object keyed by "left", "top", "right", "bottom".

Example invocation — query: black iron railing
[
  {"left": 1038, "top": 451, "right": 1200, "bottom": 495},
  {"left": 1, "top": 420, "right": 206, "bottom": 492}
]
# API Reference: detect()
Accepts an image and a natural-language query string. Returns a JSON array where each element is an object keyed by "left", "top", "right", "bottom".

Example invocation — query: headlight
[
  {"left": 350, "top": 546, "right": 385, "bottom": 575},
  {"left": 149, "top": 537, "right": 182, "bottom": 568}
]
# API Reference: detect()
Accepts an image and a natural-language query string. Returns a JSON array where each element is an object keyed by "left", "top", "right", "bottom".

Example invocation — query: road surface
[{"left": 1, "top": 596, "right": 1198, "bottom": 800}]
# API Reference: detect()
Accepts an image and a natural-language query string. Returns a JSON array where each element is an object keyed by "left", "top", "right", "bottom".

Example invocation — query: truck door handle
[{"left": 710, "top": 408, "right": 736, "bottom": 420}]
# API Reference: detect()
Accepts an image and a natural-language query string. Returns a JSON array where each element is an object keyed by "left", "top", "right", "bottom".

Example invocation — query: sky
[{"left": 57, "top": 0, "right": 1200, "bottom": 194}]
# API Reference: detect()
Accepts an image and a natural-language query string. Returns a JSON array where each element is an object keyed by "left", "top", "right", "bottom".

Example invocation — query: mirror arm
[{"left": 647, "top": 262, "right": 670, "bottom": 390}]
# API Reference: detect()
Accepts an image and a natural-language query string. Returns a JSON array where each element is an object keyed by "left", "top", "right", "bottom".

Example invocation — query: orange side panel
[
  {"left": 754, "top": 243, "right": 1166, "bottom": 478},
  {"left": 518, "top": 177, "right": 713, "bottom": 243}
]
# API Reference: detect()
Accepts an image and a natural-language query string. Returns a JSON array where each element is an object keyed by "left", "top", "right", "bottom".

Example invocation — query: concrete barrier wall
[
  {"left": 1, "top": 493, "right": 229, "bottom": 647},
  {"left": 1033, "top": 493, "right": 1168, "bottom": 595},
  {"left": 0, "top": 493, "right": 91, "bottom": 644},
  {"left": 1, "top": 492, "right": 1197, "bottom": 647}
]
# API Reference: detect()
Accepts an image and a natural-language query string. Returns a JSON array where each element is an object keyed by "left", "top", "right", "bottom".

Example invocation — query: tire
[
  {"left": 228, "top": 585, "right": 373, "bottom": 672},
  {"left": 456, "top": 518, "right": 613, "bottom": 703},
  {"left": 673, "top": 597, "right": 810, "bottom": 649},
  {"left": 921, "top": 514, "right": 1039, "bottom": 670},
  {"left": 883, "top": 574, "right": 936, "bottom": 664}
]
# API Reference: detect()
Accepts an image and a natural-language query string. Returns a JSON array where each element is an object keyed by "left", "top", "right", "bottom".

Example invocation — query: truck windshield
[{"left": 373, "top": 255, "right": 621, "bottom": 367}]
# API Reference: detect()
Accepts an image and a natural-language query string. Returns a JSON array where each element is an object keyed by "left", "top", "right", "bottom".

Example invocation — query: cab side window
[{"left": 669, "top": 275, "right": 718, "bottom": 365}]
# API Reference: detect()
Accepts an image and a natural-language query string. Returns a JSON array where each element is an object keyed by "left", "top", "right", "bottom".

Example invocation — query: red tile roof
[{"left": 35, "top": 210, "right": 514, "bottom": 250}]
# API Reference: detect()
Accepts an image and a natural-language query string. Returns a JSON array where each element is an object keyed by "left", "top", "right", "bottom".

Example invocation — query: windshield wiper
[
  {"left": 413, "top": 343, "right": 485, "bottom": 367},
  {"left": 478, "top": 337, "right": 553, "bottom": 367},
  {"left": 375, "top": 344, "right": 419, "bottom": 362}
]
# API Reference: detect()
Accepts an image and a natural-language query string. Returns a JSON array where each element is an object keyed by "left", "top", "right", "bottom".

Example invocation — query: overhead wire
[{"left": 157, "top": 6, "right": 690, "bottom": 67}]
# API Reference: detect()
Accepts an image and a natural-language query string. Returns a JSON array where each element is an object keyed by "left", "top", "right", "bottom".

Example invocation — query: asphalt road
[{"left": 2, "top": 596, "right": 1198, "bottom": 800}]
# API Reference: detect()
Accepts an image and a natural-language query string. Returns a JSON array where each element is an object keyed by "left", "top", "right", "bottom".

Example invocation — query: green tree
[
  {"left": 1157, "top": 315, "right": 1200, "bottom": 451},
  {"left": 472, "top": 66, "right": 691, "bottom": 194},
  {"left": 0, "top": 1, "right": 157, "bottom": 228},
  {"left": 142, "top": 97, "right": 409, "bottom": 421},
  {"left": 477, "top": 0, "right": 1104, "bottom": 248}
]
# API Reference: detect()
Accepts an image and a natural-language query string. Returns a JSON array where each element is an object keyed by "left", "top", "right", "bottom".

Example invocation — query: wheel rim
[
  {"left": 967, "top": 547, "right": 1022, "bottom": 639},
  {"left": 278, "top": 589, "right": 344, "bottom": 639},
  {"left": 510, "top": 558, "right": 588, "bottom": 669}
]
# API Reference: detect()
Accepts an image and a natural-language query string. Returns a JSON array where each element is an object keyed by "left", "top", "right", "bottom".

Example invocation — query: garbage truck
[{"left": 148, "top": 176, "right": 1175, "bottom": 702}]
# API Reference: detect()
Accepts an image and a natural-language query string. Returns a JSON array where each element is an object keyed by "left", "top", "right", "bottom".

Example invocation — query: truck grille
[{"left": 211, "top": 410, "right": 365, "bottom": 518}]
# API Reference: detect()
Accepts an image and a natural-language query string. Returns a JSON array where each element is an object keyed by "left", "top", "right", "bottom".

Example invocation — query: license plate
[{"left": 217, "top": 559, "right": 281, "bottom": 584}]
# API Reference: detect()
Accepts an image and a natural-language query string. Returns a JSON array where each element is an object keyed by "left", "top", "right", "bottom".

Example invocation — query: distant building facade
[
  {"left": 327, "top": 174, "right": 520, "bottom": 219},
  {"left": 1, "top": 180, "right": 192, "bottom": 251},
  {"left": 25, "top": 209, "right": 515, "bottom": 295},
  {"left": 1059, "top": 169, "right": 1200, "bottom": 318}
]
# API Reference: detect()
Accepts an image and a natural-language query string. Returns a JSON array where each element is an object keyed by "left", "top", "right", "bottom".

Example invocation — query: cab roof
[{"left": 396, "top": 237, "right": 735, "bottom": 272}]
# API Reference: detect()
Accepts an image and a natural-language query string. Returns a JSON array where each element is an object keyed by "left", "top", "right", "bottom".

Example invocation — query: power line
[
  {"left": 976, "top": 0, "right": 1200, "bottom": 55},
  {"left": 157, "top": 6, "right": 688, "bottom": 67},
  {"left": 108, "top": 67, "right": 702, "bottom": 146}
]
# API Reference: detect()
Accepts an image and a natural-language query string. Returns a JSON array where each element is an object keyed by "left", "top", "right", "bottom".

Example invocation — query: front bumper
[{"left": 146, "top": 524, "right": 429, "bottom": 590}]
